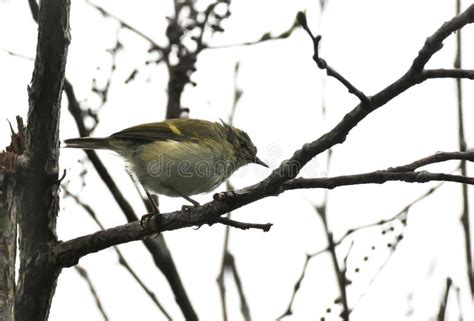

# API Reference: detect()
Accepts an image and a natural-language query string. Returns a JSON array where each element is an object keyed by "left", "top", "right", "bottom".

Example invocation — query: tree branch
[
  {"left": 297, "top": 12, "right": 370, "bottom": 105},
  {"left": 63, "top": 188, "right": 172, "bottom": 319},
  {"left": 0, "top": 117, "right": 24, "bottom": 321},
  {"left": 423, "top": 68, "right": 474, "bottom": 79},
  {"left": 437, "top": 278, "right": 452, "bottom": 321},
  {"left": 51, "top": 1, "right": 474, "bottom": 291},
  {"left": 454, "top": 0, "right": 473, "bottom": 297},
  {"left": 285, "top": 169, "right": 473, "bottom": 190},
  {"left": 52, "top": 149, "right": 473, "bottom": 267},
  {"left": 85, "top": 0, "right": 164, "bottom": 51},
  {"left": 15, "top": 1, "right": 71, "bottom": 320},
  {"left": 214, "top": 217, "right": 273, "bottom": 232},
  {"left": 74, "top": 265, "right": 109, "bottom": 321},
  {"left": 316, "top": 206, "right": 350, "bottom": 321},
  {"left": 64, "top": 79, "right": 196, "bottom": 320}
]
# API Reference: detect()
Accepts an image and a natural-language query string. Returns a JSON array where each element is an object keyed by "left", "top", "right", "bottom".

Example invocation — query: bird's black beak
[{"left": 254, "top": 157, "right": 269, "bottom": 168}]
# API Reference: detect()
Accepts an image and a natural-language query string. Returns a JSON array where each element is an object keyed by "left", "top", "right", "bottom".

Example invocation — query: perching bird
[{"left": 64, "top": 118, "right": 268, "bottom": 212}]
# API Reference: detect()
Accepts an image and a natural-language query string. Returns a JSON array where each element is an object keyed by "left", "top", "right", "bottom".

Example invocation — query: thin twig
[
  {"left": 437, "top": 278, "right": 452, "bottom": 321},
  {"left": 74, "top": 265, "right": 110, "bottom": 321},
  {"left": 297, "top": 12, "right": 370, "bottom": 105},
  {"left": 63, "top": 188, "right": 172, "bottom": 320},
  {"left": 208, "top": 18, "right": 298, "bottom": 50},
  {"left": 213, "top": 217, "right": 272, "bottom": 232},
  {"left": 0, "top": 48, "right": 33, "bottom": 60},
  {"left": 315, "top": 205, "right": 350, "bottom": 321},
  {"left": 279, "top": 181, "right": 446, "bottom": 319},
  {"left": 216, "top": 65, "right": 252, "bottom": 321},
  {"left": 454, "top": 0, "right": 473, "bottom": 296},
  {"left": 63, "top": 79, "right": 196, "bottom": 320},
  {"left": 85, "top": 0, "right": 164, "bottom": 51},
  {"left": 49, "top": 3, "right": 474, "bottom": 272}
]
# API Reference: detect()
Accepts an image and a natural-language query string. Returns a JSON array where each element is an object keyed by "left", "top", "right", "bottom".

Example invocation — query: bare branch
[
  {"left": 216, "top": 65, "right": 252, "bottom": 321},
  {"left": 263, "top": 5, "right": 474, "bottom": 191},
  {"left": 276, "top": 254, "right": 311, "bottom": 320},
  {"left": 297, "top": 12, "right": 370, "bottom": 105},
  {"left": 214, "top": 217, "right": 272, "bottom": 232},
  {"left": 437, "top": 278, "right": 452, "bottom": 321},
  {"left": 64, "top": 79, "right": 196, "bottom": 320},
  {"left": 315, "top": 205, "right": 350, "bottom": 321},
  {"left": 209, "top": 18, "right": 298, "bottom": 50},
  {"left": 279, "top": 181, "right": 445, "bottom": 319},
  {"left": 388, "top": 150, "right": 474, "bottom": 172},
  {"left": 48, "top": 3, "right": 474, "bottom": 281},
  {"left": 74, "top": 266, "right": 109, "bottom": 321},
  {"left": 85, "top": 0, "right": 164, "bottom": 51},
  {"left": 423, "top": 68, "right": 474, "bottom": 79},
  {"left": 0, "top": 117, "right": 24, "bottom": 321},
  {"left": 0, "top": 48, "right": 33, "bottom": 60},
  {"left": 53, "top": 146, "right": 473, "bottom": 268},
  {"left": 453, "top": 0, "right": 473, "bottom": 296},
  {"left": 15, "top": 1, "right": 71, "bottom": 320},
  {"left": 63, "top": 188, "right": 172, "bottom": 319},
  {"left": 285, "top": 169, "right": 473, "bottom": 190}
]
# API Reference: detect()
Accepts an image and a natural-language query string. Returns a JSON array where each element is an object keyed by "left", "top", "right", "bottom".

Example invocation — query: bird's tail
[{"left": 63, "top": 137, "right": 111, "bottom": 150}]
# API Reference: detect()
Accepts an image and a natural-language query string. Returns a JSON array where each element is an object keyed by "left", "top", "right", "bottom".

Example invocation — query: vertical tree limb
[
  {"left": 14, "top": 1, "right": 71, "bottom": 320},
  {"left": 216, "top": 64, "right": 251, "bottom": 321},
  {"left": 0, "top": 170, "right": 16, "bottom": 321},
  {"left": 74, "top": 266, "right": 109, "bottom": 321},
  {"left": 64, "top": 79, "right": 196, "bottom": 321},
  {"left": 0, "top": 117, "right": 24, "bottom": 321},
  {"left": 437, "top": 278, "right": 452, "bottom": 321},
  {"left": 454, "top": 0, "right": 473, "bottom": 296}
]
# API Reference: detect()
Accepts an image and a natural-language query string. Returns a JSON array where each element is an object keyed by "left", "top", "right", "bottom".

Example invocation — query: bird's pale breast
[{"left": 128, "top": 140, "right": 234, "bottom": 197}]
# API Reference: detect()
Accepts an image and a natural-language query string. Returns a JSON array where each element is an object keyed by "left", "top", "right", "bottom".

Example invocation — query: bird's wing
[{"left": 110, "top": 119, "right": 222, "bottom": 142}]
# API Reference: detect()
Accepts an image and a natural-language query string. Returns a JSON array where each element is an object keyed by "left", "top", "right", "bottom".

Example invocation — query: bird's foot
[
  {"left": 213, "top": 190, "right": 236, "bottom": 201},
  {"left": 140, "top": 208, "right": 160, "bottom": 230},
  {"left": 181, "top": 196, "right": 200, "bottom": 212}
]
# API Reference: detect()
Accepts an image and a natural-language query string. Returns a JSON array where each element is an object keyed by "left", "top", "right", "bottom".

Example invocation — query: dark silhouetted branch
[
  {"left": 85, "top": 0, "right": 164, "bottom": 51},
  {"left": 454, "top": 0, "right": 473, "bottom": 296},
  {"left": 209, "top": 18, "right": 298, "bottom": 49},
  {"left": 63, "top": 188, "right": 172, "bottom": 319},
  {"left": 74, "top": 265, "right": 109, "bottom": 321},
  {"left": 15, "top": 1, "right": 71, "bottom": 320},
  {"left": 424, "top": 68, "right": 474, "bottom": 79},
  {"left": 297, "top": 12, "right": 370, "bottom": 105},
  {"left": 216, "top": 71, "right": 252, "bottom": 321},
  {"left": 51, "top": 0, "right": 474, "bottom": 265},
  {"left": 437, "top": 278, "right": 452, "bottom": 321},
  {"left": 279, "top": 181, "right": 446, "bottom": 319},
  {"left": 63, "top": 80, "right": 195, "bottom": 320},
  {"left": 315, "top": 205, "right": 350, "bottom": 321},
  {"left": 0, "top": 117, "right": 24, "bottom": 321},
  {"left": 214, "top": 217, "right": 272, "bottom": 232}
]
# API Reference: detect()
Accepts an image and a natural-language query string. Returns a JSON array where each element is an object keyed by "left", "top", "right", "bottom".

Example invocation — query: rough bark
[
  {"left": 14, "top": 1, "right": 71, "bottom": 320},
  {"left": 0, "top": 118, "right": 25, "bottom": 321},
  {"left": 0, "top": 171, "right": 16, "bottom": 321}
]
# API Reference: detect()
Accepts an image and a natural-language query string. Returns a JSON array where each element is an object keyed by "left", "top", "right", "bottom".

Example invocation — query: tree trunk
[
  {"left": 14, "top": 1, "right": 71, "bottom": 320},
  {"left": 0, "top": 170, "right": 16, "bottom": 321}
]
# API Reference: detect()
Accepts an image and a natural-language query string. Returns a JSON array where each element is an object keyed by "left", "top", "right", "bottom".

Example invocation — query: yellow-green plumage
[{"left": 64, "top": 119, "right": 267, "bottom": 199}]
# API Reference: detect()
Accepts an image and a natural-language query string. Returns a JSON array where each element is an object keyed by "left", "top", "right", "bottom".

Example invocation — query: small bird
[{"left": 64, "top": 118, "right": 268, "bottom": 212}]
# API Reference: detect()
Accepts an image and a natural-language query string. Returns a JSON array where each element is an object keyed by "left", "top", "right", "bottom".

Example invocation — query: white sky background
[{"left": 1, "top": 0, "right": 474, "bottom": 320}]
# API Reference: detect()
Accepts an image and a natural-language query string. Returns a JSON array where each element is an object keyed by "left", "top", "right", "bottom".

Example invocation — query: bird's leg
[
  {"left": 140, "top": 190, "right": 160, "bottom": 229},
  {"left": 161, "top": 182, "right": 200, "bottom": 211},
  {"left": 146, "top": 191, "right": 160, "bottom": 213},
  {"left": 182, "top": 195, "right": 200, "bottom": 207},
  {"left": 180, "top": 195, "right": 200, "bottom": 212}
]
